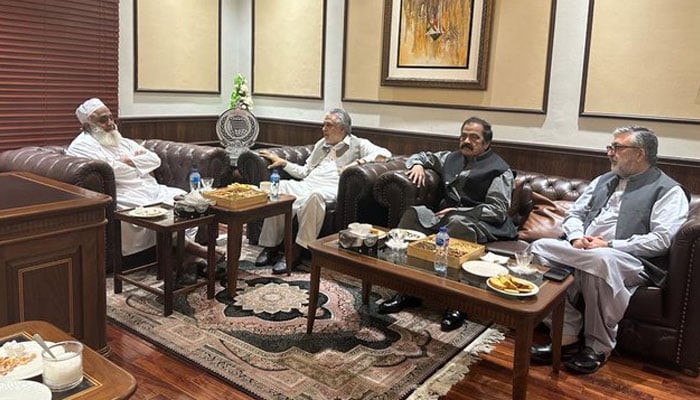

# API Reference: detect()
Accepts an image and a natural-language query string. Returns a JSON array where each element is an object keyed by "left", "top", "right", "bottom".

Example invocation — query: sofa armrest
[
  {"left": 336, "top": 157, "right": 407, "bottom": 230},
  {"left": 373, "top": 167, "right": 442, "bottom": 228},
  {"left": 237, "top": 145, "right": 313, "bottom": 184},
  {"left": 140, "top": 139, "right": 230, "bottom": 191}
]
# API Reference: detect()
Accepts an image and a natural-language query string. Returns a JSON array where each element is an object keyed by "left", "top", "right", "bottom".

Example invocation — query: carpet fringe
[{"left": 407, "top": 325, "right": 506, "bottom": 400}]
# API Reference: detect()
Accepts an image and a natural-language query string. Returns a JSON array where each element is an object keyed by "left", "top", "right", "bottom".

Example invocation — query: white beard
[{"left": 88, "top": 126, "right": 123, "bottom": 147}]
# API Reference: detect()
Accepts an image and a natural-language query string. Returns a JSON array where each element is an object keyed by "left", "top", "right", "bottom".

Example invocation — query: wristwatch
[{"left": 607, "top": 240, "right": 613, "bottom": 248}]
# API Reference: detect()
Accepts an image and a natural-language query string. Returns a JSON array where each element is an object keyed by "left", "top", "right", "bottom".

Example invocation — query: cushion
[{"left": 517, "top": 192, "right": 570, "bottom": 241}]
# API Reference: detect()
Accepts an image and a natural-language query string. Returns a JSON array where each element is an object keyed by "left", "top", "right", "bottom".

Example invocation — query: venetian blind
[{"left": 0, "top": 0, "right": 118, "bottom": 151}]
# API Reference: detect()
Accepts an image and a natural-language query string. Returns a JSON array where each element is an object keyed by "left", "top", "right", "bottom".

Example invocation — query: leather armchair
[
  {"left": 0, "top": 139, "right": 230, "bottom": 273},
  {"left": 237, "top": 145, "right": 406, "bottom": 244},
  {"left": 373, "top": 168, "right": 700, "bottom": 375}
]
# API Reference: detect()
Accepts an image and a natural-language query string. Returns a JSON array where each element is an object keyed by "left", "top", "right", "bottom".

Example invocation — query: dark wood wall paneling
[{"left": 118, "top": 116, "right": 700, "bottom": 193}]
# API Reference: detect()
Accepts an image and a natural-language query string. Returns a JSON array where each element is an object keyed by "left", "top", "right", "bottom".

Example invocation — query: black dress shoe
[
  {"left": 565, "top": 346, "right": 607, "bottom": 374},
  {"left": 440, "top": 310, "right": 466, "bottom": 332},
  {"left": 530, "top": 341, "right": 582, "bottom": 365},
  {"left": 377, "top": 294, "right": 422, "bottom": 314},
  {"left": 256, "top": 247, "right": 280, "bottom": 266}
]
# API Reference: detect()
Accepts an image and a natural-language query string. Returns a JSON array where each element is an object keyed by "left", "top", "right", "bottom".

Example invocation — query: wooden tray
[
  {"left": 203, "top": 184, "right": 268, "bottom": 210},
  {"left": 407, "top": 235, "right": 485, "bottom": 268}
]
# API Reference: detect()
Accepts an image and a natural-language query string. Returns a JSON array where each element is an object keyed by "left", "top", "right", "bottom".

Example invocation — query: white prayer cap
[{"left": 75, "top": 98, "right": 106, "bottom": 124}]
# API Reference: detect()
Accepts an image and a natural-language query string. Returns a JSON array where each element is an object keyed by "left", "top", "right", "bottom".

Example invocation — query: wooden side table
[
  {"left": 212, "top": 194, "right": 295, "bottom": 298},
  {"left": 113, "top": 203, "right": 217, "bottom": 316},
  {"left": 0, "top": 320, "right": 137, "bottom": 399}
]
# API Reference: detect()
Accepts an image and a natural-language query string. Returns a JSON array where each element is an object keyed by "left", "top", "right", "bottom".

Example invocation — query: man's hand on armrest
[
  {"left": 407, "top": 164, "right": 426, "bottom": 188},
  {"left": 259, "top": 150, "right": 288, "bottom": 169}
]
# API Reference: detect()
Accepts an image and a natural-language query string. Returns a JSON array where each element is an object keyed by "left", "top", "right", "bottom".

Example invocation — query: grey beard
[{"left": 87, "top": 125, "right": 122, "bottom": 147}]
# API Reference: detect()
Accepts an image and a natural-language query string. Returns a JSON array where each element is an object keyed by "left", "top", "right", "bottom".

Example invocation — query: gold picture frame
[{"left": 381, "top": 0, "right": 493, "bottom": 90}]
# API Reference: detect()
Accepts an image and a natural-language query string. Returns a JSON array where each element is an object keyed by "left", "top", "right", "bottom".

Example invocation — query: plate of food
[
  {"left": 462, "top": 260, "right": 509, "bottom": 278},
  {"left": 0, "top": 340, "right": 52, "bottom": 382},
  {"left": 487, "top": 274, "right": 539, "bottom": 297},
  {"left": 388, "top": 228, "right": 426, "bottom": 242},
  {"left": 128, "top": 206, "right": 169, "bottom": 218}
]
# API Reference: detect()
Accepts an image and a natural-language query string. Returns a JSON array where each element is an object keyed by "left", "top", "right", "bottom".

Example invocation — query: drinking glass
[
  {"left": 41, "top": 341, "right": 84, "bottom": 391},
  {"left": 201, "top": 177, "right": 214, "bottom": 192},
  {"left": 514, "top": 250, "right": 533, "bottom": 268}
]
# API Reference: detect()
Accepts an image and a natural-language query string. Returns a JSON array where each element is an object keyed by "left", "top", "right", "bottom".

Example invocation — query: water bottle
[
  {"left": 269, "top": 169, "right": 280, "bottom": 201},
  {"left": 434, "top": 226, "right": 449, "bottom": 276},
  {"left": 189, "top": 166, "right": 201, "bottom": 193}
]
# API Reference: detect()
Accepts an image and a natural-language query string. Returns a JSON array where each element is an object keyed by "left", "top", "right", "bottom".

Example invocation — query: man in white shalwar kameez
[
  {"left": 67, "top": 99, "right": 210, "bottom": 280},
  {"left": 254, "top": 109, "right": 392, "bottom": 274},
  {"left": 528, "top": 126, "right": 689, "bottom": 374}
]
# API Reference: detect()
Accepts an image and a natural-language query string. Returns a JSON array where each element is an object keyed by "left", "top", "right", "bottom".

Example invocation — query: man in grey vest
[
  {"left": 529, "top": 126, "right": 689, "bottom": 374},
  {"left": 378, "top": 117, "right": 517, "bottom": 332}
]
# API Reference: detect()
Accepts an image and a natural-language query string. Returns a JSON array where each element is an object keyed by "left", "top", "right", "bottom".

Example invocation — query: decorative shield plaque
[{"left": 216, "top": 106, "right": 259, "bottom": 165}]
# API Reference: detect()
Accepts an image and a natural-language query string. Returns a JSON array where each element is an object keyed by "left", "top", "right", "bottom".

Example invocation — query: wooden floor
[{"left": 106, "top": 322, "right": 699, "bottom": 400}]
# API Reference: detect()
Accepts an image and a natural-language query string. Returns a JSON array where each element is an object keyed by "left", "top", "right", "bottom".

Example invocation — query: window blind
[{"left": 0, "top": 0, "right": 118, "bottom": 151}]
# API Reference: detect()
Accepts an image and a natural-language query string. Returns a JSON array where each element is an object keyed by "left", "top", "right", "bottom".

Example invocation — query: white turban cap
[{"left": 75, "top": 98, "right": 106, "bottom": 124}]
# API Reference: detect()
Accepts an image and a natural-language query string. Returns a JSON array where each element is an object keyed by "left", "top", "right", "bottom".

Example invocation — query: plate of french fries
[{"left": 486, "top": 274, "right": 539, "bottom": 297}]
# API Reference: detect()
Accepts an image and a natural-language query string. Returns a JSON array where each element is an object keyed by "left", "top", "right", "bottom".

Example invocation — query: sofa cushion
[{"left": 517, "top": 192, "right": 570, "bottom": 241}]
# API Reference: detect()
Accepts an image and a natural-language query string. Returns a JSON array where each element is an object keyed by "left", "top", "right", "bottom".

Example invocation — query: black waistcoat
[{"left": 442, "top": 148, "right": 511, "bottom": 208}]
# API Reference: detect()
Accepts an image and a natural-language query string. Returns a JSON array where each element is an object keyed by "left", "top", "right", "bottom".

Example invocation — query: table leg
[
  {"left": 306, "top": 261, "right": 321, "bottom": 334},
  {"left": 160, "top": 233, "right": 174, "bottom": 316},
  {"left": 206, "top": 222, "right": 217, "bottom": 299},
  {"left": 283, "top": 207, "right": 293, "bottom": 275},
  {"left": 550, "top": 297, "right": 565, "bottom": 373},
  {"left": 175, "top": 231, "right": 186, "bottom": 281},
  {"left": 226, "top": 224, "right": 244, "bottom": 299},
  {"left": 512, "top": 322, "right": 534, "bottom": 400},
  {"left": 361, "top": 280, "right": 371, "bottom": 305},
  {"left": 114, "top": 220, "right": 123, "bottom": 294}
]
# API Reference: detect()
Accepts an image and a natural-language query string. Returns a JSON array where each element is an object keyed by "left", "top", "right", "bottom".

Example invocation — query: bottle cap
[{"left": 439, "top": 226, "right": 447, "bottom": 232}]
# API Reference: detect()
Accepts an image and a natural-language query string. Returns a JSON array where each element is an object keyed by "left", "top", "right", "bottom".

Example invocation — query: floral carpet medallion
[{"left": 107, "top": 257, "right": 503, "bottom": 400}]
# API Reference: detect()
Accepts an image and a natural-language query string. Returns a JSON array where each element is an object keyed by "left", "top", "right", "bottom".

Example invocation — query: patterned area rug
[{"left": 106, "top": 245, "right": 503, "bottom": 400}]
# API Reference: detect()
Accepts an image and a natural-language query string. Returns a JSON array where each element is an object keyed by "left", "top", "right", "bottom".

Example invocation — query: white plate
[
  {"left": 388, "top": 229, "right": 426, "bottom": 242},
  {"left": 486, "top": 276, "right": 539, "bottom": 297},
  {"left": 0, "top": 341, "right": 52, "bottom": 382},
  {"left": 0, "top": 380, "right": 51, "bottom": 400},
  {"left": 128, "top": 206, "right": 169, "bottom": 218},
  {"left": 461, "top": 260, "right": 508, "bottom": 278}
]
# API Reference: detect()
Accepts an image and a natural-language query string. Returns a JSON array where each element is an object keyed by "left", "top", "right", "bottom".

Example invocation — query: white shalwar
[
  {"left": 530, "top": 177, "right": 688, "bottom": 355},
  {"left": 258, "top": 135, "right": 391, "bottom": 249},
  {"left": 67, "top": 132, "right": 186, "bottom": 255}
]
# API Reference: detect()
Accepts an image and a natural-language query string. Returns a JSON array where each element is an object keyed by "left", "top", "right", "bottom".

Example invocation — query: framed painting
[{"left": 381, "top": 0, "right": 493, "bottom": 90}]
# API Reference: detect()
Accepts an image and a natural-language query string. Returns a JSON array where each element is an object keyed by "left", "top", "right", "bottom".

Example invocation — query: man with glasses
[
  {"left": 529, "top": 126, "right": 689, "bottom": 374},
  {"left": 377, "top": 116, "right": 517, "bottom": 332},
  {"left": 67, "top": 98, "right": 213, "bottom": 283},
  {"left": 254, "top": 109, "right": 391, "bottom": 274}
]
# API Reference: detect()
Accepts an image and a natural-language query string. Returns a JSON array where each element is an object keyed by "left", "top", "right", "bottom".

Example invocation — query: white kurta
[
  {"left": 258, "top": 135, "right": 392, "bottom": 249},
  {"left": 530, "top": 177, "right": 688, "bottom": 354},
  {"left": 67, "top": 132, "right": 186, "bottom": 255}
]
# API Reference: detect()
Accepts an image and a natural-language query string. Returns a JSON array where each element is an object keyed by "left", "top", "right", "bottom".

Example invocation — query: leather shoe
[
  {"left": 440, "top": 309, "right": 466, "bottom": 332},
  {"left": 530, "top": 341, "right": 582, "bottom": 365},
  {"left": 377, "top": 294, "right": 422, "bottom": 314},
  {"left": 271, "top": 259, "right": 290, "bottom": 275},
  {"left": 255, "top": 247, "right": 280, "bottom": 266},
  {"left": 565, "top": 346, "right": 607, "bottom": 374}
]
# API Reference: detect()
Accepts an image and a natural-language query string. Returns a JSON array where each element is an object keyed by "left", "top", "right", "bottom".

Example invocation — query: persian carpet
[{"left": 106, "top": 245, "right": 503, "bottom": 400}]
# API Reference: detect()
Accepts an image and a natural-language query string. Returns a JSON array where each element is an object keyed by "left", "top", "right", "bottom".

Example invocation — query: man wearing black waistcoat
[{"left": 378, "top": 117, "right": 517, "bottom": 332}]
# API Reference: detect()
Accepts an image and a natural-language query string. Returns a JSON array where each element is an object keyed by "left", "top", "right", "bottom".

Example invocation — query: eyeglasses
[
  {"left": 606, "top": 144, "right": 641, "bottom": 153},
  {"left": 460, "top": 133, "right": 483, "bottom": 142},
  {"left": 95, "top": 114, "right": 115, "bottom": 124}
]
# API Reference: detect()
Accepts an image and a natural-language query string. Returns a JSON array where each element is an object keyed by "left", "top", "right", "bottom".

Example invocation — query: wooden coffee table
[
  {"left": 307, "top": 233, "right": 573, "bottom": 400},
  {"left": 0, "top": 320, "right": 136, "bottom": 399},
  {"left": 211, "top": 194, "right": 295, "bottom": 298}
]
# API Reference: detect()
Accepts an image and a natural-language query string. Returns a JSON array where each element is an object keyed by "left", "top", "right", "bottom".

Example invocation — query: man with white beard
[{"left": 67, "top": 98, "right": 212, "bottom": 283}]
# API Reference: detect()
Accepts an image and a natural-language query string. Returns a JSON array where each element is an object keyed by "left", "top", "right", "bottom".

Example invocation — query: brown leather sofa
[
  {"left": 0, "top": 139, "right": 231, "bottom": 273},
  {"left": 374, "top": 168, "right": 700, "bottom": 375},
  {"left": 236, "top": 145, "right": 406, "bottom": 243}
]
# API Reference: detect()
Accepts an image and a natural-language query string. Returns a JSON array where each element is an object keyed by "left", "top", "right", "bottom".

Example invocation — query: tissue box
[{"left": 407, "top": 235, "right": 485, "bottom": 268}]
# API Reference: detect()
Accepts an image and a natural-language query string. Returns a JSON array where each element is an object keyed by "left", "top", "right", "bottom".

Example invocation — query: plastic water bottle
[
  {"left": 269, "top": 169, "right": 280, "bottom": 201},
  {"left": 189, "top": 166, "right": 201, "bottom": 192},
  {"left": 434, "top": 226, "right": 449, "bottom": 276}
]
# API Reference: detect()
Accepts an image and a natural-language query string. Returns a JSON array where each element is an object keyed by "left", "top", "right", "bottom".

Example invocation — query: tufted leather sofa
[
  {"left": 374, "top": 168, "right": 700, "bottom": 375},
  {"left": 0, "top": 139, "right": 230, "bottom": 273},
  {"left": 237, "top": 145, "right": 406, "bottom": 243}
]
